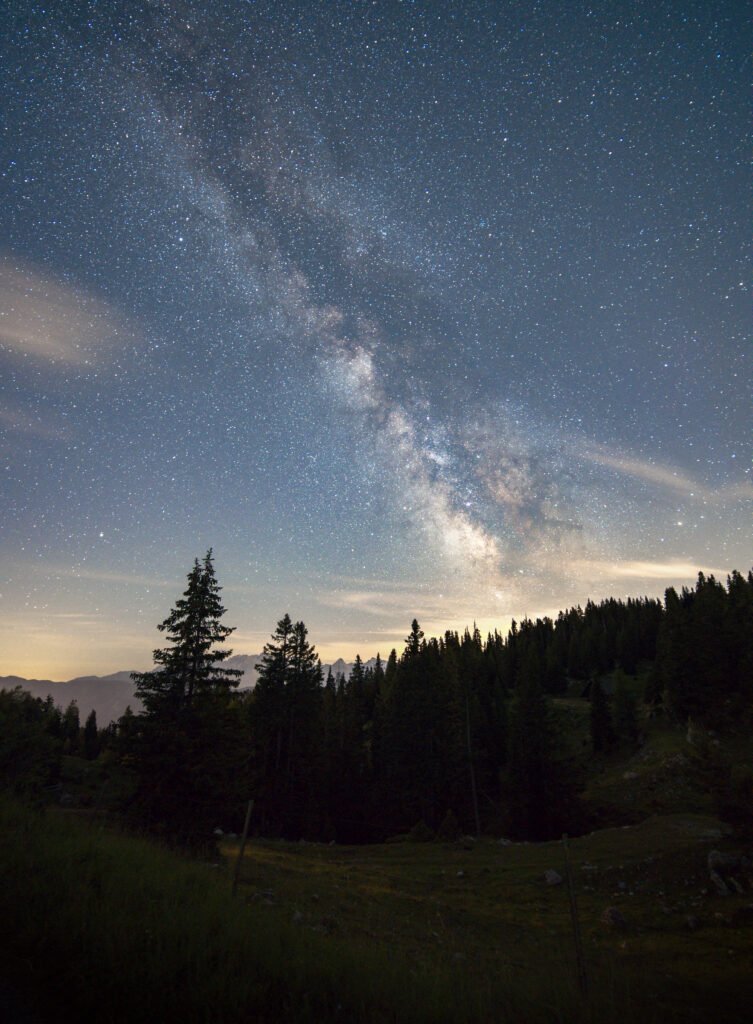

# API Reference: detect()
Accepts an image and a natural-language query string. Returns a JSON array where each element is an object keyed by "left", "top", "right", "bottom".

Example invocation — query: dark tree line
[
  {"left": 651, "top": 570, "right": 753, "bottom": 724},
  {"left": 0, "top": 688, "right": 108, "bottom": 802},
  {"left": 115, "top": 561, "right": 753, "bottom": 845},
  {"left": 4, "top": 557, "right": 751, "bottom": 846}
]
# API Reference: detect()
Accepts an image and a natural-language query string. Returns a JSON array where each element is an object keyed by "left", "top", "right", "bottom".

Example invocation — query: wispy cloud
[
  {"left": 581, "top": 444, "right": 752, "bottom": 503},
  {"left": 0, "top": 257, "right": 133, "bottom": 367},
  {"left": 49, "top": 612, "right": 105, "bottom": 620},
  {"left": 569, "top": 558, "right": 730, "bottom": 582},
  {"left": 320, "top": 585, "right": 450, "bottom": 620},
  {"left": 33, "top": 565, "right": 174, "bottom": 588},
  {"left": 0, "top": 404, "right": 71, "bottom": 441}
]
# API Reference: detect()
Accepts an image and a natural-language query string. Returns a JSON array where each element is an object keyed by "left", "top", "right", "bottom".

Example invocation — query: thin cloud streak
[
  {"left": 570, "top": 558, "right": 730, "bottom": 582},
  {"left": 33, "top": 565, "right": 175, "bottom": 588},
  {"left": 0, "top": 404, "right": 71, "bottom": 441},
  {"left": 581, "top": 445, "right": 752, "bottom": 503},
  {"left": 0, "top": 257, "right": 133, "bottom": 367}
]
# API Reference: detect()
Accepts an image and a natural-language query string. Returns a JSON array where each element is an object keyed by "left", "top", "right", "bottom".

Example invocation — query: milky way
[{"left": 1, "top": 1, "right": 750, "bottom": 676}]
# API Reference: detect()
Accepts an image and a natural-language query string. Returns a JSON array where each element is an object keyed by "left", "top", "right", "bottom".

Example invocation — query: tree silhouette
[
  {"left": 83, "top": 709, "right": 99, "bottom": 760},
  {"left": 132, "top": 550, "right": 241, "bottom": 717},
  {"left": 127, "top": 552, "right": 244, "bottom": 846},
  {"left": 251, "top": 614, "right": 323, "bottom": 836}
]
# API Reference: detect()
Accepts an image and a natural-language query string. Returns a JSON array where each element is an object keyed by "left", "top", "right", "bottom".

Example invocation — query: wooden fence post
[
  {"left": 232, "top": 799, "right": 254, "bottom": 897},
  {"left": 562, "top": 832, "right": 588, "bottom": 997}
]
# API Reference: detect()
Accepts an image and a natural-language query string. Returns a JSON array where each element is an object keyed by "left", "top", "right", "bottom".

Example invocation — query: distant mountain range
[
  {"left": 0, "top": 671, "right": 142, "bottom": 727},
  {"left": 0, "top": 654, "right": 377, "bottom": 724}
]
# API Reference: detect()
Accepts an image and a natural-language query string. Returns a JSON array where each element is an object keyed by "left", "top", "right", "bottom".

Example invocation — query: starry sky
[{"left": 1, "top": 0, "right": 750, "bottom": 679}]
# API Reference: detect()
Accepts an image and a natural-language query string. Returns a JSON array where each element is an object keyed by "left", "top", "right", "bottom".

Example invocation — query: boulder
[
  {"left": 544, "top": 870, "right": 563, "bottom": 886},
  {"left": 708, "top": 850, "right": 748, "bottom": 896}
]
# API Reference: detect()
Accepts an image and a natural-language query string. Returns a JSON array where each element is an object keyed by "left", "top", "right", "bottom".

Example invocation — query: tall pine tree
[
  {"left": 251, "top": 615, "right": 323, "bottom": 837},
  {"left": 132, "top": 550, "right": 241, "bottom": 716},
  {"left": 127, "top": 552, "right": 245, "bottom": 846}
]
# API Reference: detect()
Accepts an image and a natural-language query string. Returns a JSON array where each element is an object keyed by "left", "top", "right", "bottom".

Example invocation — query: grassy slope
[
  {"left": 3, "top": 702, "right": 752, "bottom": 1023},
  {"left": 225, "top": 813, "right": 752, "bottom": 1024},
  {"left": 0, "top": 799, "right": 493, "bottom": 1024}
]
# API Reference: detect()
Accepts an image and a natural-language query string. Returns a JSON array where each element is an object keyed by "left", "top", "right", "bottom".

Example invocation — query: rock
[
  {"left": 252, "top": 888, "right": 276, "bottom": 905},
  {"left": 498, "top": 837, "right": 512, "bottom": 846},
  {"left": 456, "top": 870, "right": 465, "bottom": 878},
  {"left": 213, "top": 827, "right": 224, "bottom": 836},
  {"left": 622, "top": 771, "right": 638, "bottom": 780},
  {"left": 292, "top": 910, "right": 303, "bottom": 924},
  {"left": 698, "top": 827, "right": 723, "bottom": 840},
  {"left": 686, "top": 915, "right": 702, "bottom": 931},
  {"left": 544, "top": 870, "right": 563, "bottom": 886},
  {"left": 601, "top": 907, "right": 628, "bottom": 930},
  {"left": 708, "top": 851, "right": 746, "bottom": 896}
]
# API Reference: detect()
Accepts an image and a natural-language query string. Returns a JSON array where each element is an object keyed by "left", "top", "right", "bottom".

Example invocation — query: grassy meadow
[
  {"left": 1, "top": 784, "right": 752, "bottom": 1023},
  {"left": 224, "top": 812, "right": 752, "bottom": 1024},
  {"left": 2, "top": 697, "right": 752, "bottom": 1022}
]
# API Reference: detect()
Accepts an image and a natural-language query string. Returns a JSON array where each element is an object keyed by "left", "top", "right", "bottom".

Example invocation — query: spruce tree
[
  {"left": 127, "top": 552, "right": 245, "bottom": 846},
  {"left": 404, "top": 619, "right": 425, "bottom": 660},
  {"left": 83, "top": 709, "right": 99, "bottom": 760},
  {"left": 251, "top": 615, "right": 323, "bottom": 837},
  {"left": 62, "top": 700, "right": 80, "bottom": 753},
  {"left": 132, "top": 550, "right": 241, "bottom": 717}
]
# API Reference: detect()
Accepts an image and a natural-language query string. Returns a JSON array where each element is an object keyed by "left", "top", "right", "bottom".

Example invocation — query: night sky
[{"left": 1, "top": 1, "right": 750, "bottom": 678}]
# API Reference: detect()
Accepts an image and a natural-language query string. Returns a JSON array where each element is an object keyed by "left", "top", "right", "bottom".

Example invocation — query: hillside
[{"left": 1, "top": 786, "right": 752, "bottom": 1024}]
